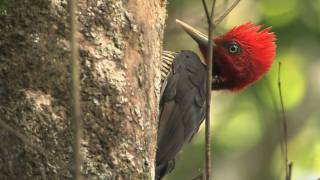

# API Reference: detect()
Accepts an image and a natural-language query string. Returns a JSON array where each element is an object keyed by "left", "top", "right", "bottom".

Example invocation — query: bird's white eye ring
[{"left": 228, "top": 42, "right": 241, "bottom": 54}]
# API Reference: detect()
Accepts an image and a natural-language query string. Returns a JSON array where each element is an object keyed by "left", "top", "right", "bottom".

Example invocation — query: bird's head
[{"left": 176, "top": 19, "right": 276, "bottom": 91}]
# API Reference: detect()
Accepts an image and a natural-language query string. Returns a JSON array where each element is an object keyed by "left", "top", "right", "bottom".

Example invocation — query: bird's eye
[{"left": 228, "top": 42, "right": 240, "bottom": 54}]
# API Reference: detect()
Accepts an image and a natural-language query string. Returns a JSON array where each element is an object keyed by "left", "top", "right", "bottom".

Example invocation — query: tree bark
[{"left": 0, "top": 0, "right": 166, "bottom": 179}]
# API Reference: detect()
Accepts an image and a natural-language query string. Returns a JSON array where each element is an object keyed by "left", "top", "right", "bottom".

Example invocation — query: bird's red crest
[
  {"left": 213, "top": 23, "right": 277, "bottom": 90},
  {"left": 223, "top": 23, "right": 276, "bottom": 71}
]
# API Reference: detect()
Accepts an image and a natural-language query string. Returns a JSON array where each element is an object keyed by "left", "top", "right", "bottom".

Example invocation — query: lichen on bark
[{"left": 0, "top": 0, "right": 166, "bottom": 179}]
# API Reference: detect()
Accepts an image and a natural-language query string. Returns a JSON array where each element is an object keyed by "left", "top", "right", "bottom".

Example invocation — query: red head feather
[
  {"left": 211, "top": 23, "right": 277, "bottom": 91},
  {"left": 176, "top": 20, "right": 277, "bottom": 91}
]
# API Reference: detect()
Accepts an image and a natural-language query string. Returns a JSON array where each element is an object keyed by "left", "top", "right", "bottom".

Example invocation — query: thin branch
[
  {"left": 278, "top": 61, "right": 291, "bottom": 180},
  {"left": 192, "top": 172, "right": 203, "bottom": 180},
  {"left": 265, "top": 78, "right": 286, "bottom": 170},
  {"left": 214, "top": 0, "right": 241, "bottom": 27},
  {"left": 209, "top": 0, "right": 216, "bottom": 21},
  {"left": 69, "top": 0, "right": 82, "bottom": 179},
  {"left": 200, "top": 1, "right": 241, "bottom": 180},
  {"left": 201, "top": 0, "right": 211, "bottom": 25},
  {"left": 288, "top": 161, "right": 293, "bottom": 180},
  {"left": 204, "top": 0, "right": 217, "bottom": 180}
]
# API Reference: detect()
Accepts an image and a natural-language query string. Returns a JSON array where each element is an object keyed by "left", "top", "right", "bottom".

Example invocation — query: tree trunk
[{"left": 0, "top": 0, "right": 166, "bottom": 179}]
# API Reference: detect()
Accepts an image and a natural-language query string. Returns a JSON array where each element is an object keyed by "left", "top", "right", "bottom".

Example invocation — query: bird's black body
[{"left": 156, "top": 50, "right": 207, "bottom": 179}]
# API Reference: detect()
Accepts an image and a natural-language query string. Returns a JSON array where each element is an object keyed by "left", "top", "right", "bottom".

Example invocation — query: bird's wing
[{"left": 156, "top": 50, "right": 207, "bottom": 177}]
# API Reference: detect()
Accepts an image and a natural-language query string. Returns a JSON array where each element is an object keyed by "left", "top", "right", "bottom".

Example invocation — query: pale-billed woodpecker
[{"left": 155, "top": 19, "right": 276, "bottom": 179}]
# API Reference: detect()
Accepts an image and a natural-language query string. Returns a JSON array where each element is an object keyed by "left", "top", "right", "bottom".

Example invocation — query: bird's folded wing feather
[{"left": 157, "top": 50, "right": 207, "bottom": 167}]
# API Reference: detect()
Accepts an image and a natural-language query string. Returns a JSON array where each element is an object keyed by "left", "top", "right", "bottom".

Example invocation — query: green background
[{"left": 163, "top": 0, "right": 320, "bottom": 180}]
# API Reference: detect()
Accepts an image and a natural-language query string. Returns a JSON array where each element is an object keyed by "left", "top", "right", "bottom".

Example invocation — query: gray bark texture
[{"left": 0, "top": 0, "right": 166, "bottom": 179}]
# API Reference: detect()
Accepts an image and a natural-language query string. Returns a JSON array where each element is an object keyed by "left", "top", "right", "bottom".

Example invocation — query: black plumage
[{"left": 155, "top": 50, "right": 207, "bottom": 179}]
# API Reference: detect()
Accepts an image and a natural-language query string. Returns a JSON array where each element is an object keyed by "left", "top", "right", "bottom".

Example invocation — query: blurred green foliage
[
  {"left": 163, "top": 0, "right": 320, "bottom": 180},
  {"left": 0, "top": 0, "right": 11, "bottom": 10}
]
